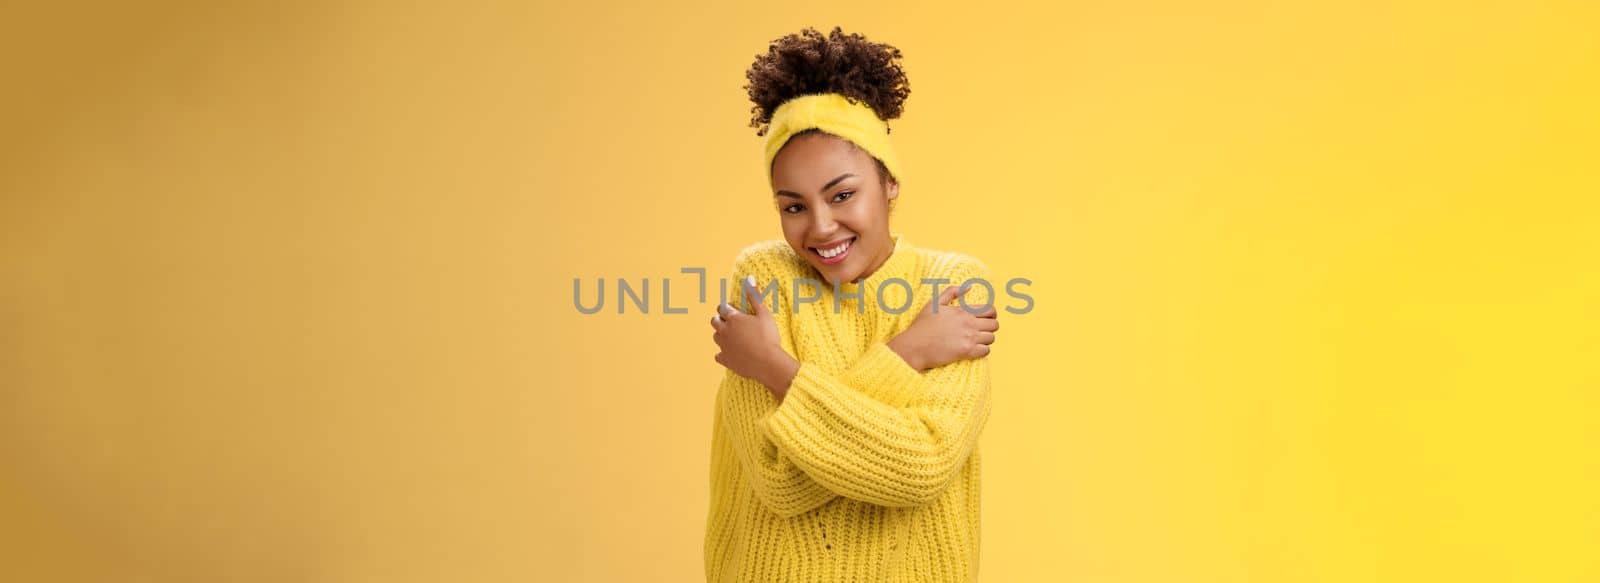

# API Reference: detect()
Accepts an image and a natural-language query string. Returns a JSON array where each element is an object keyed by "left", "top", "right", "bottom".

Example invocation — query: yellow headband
[{"left": 763, "top": 92, "right": 903, "bottom": 186}]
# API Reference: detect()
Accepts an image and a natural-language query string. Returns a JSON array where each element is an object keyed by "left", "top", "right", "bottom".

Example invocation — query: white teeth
[{"left": 816, "top": 239, "right": 851, "bottom": 258}]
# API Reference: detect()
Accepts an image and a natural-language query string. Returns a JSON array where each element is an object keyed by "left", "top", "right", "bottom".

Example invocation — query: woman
[{"left": 704, "top": 27, "right": 1000, "bottom": 582}]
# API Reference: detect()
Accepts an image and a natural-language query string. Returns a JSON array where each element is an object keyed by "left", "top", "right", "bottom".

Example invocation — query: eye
[
  {"left": 832, "top": 191, "right": 855, "bottom": 203},
  {"left": 782, "top": 203, "right": 805, "bottom": 214}
]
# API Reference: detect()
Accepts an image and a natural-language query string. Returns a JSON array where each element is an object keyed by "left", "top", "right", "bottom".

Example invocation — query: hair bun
[{"left": 744, "top": 26, "right": 910, "bottom": 137}]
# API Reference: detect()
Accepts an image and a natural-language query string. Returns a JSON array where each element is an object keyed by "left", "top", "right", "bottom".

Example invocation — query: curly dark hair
[{"left": 744, "top": 26, "right": 911, "bottom": 138}]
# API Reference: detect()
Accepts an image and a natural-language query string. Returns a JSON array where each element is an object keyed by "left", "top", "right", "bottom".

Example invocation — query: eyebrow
[{"left": 775, "top": 173, "right": 856, "bottom": 198}]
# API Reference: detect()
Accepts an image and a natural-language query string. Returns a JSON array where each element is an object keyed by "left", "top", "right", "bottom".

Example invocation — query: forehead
[{"left": 770, "top": 133, "right": 873, "bottom": 191}]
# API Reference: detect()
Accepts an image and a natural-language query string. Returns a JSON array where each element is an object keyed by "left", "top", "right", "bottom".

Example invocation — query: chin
[
  {"left": 830, "top": 265, "right": 863, "bottom": 286},
  {"left": 810, "top": 263, "right": 848, "bottom": 286}
]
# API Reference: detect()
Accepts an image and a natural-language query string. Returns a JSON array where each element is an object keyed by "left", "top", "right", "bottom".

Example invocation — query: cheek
[
  {"left": 843, "top": 198, "right": 888, "bottom": 228},
  {"left": 779, "top": 216, "right": 808, "bottom": 247}
]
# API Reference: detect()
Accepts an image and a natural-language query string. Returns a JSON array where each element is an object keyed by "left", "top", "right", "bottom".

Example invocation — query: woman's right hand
[{"left": 887, "top": 282, "right": 999, "bottom": 371}]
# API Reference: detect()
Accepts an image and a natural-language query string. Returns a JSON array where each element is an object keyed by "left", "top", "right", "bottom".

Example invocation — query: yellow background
[{"left": 3, "top": 1, "right": 1596, "bottom": 581}]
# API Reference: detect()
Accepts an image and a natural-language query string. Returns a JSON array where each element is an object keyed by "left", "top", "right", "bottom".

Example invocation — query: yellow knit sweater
[{"left": 704, "top": 232, "right": 994, "bottom": 582}]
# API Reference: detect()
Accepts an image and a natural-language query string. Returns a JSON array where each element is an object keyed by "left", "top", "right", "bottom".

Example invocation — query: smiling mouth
[{"left": 809, "top": 237, "right": 855, "bottom": 265}]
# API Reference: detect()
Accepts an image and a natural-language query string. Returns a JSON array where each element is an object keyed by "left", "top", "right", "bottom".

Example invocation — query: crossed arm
[{"left": 712, "top": 260, "right": 996, "bottom": 516}]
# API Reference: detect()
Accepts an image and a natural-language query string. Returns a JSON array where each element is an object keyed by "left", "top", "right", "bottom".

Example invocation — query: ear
[{"left": 886, "top": 180, "right": 899, "bottom": 201}]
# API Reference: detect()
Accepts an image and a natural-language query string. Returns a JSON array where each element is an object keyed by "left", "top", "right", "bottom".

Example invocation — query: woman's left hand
[{"left": 711, "top": 276, "right": 800, "bottom": 400}]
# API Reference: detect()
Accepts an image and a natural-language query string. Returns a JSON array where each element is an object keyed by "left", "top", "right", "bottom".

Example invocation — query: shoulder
[
  {"left": 728, "top": 239, "right": 807, "bottom": 278},
  {"left": 913, "top": 244, "right": 993, "bottom": 282},
  {"left": 726, "top": 240, "right": 808, "bottom": 305},
  {"left": 726, "top": 239, "right": 807, "bottom": 316},
  {"left": 912, "top": 244, "right": 996, "bottom": 307}
]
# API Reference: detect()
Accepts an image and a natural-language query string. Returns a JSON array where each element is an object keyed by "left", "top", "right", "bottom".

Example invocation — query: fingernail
[{"left": 745, "top": 275, "right": 755, "bottom": 288}]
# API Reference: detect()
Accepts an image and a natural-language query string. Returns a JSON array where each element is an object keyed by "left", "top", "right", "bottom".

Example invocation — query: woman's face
[{"left": 770, "top": 132, "right": 900, "bottom": 286}]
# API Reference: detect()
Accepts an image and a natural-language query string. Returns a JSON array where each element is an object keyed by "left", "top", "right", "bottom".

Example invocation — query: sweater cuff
[
  {"left": 840, "top": 342, "right": 926, "bottom": 408},
  {"left": 763, "top": 343, "right": 925, "bottom": 439},
  {"left": 761, "top": 345, "right": 927, "bottom": 464}
]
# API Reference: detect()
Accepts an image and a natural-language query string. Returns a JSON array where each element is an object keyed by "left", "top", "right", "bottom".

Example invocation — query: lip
[{"left": 809, "top": 237, "right": 855, "bottom": 265}]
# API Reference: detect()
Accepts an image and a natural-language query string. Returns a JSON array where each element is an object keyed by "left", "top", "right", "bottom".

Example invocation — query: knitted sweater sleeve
[
  {"left": 713, "top": 244, "right": 841, "bottom": 517},
  {"left": 761, "top": 256, "right": 995, "bottom": 508},
  {"left": 716, "top": 369, "right": 841, "bottom": 517}
]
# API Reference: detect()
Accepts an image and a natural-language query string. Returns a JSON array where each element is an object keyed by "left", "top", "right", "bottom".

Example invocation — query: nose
[{"left": 807, "top": 206, "right": 839, "bottom": 240}]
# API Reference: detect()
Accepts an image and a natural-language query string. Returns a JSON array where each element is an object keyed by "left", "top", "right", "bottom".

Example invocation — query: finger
[
  {"left": 976, "top": 331, "right": 996, "bottom": 345},
  {"left": 970, "top": 343, "right": 992, "bottom": 358},
  {"left": 975, "top": 303, "right": 998, "bottom": 318},
  {"left": 713, "top": 352, "right": 725, "bottom": 366},
  {"left": 936, "top": 282, "right": 964, "bottom": 305},
  {"left": 976, "top": 317, "right": 999, "bottom": 332},
  {"left": 927, "top": 284, "right": 962, "bottom": 313},
  {"left": 742, "top": 275, "right": 770, "bottom": 317},
  {"left": 711, "top": 314, "right": 725, "bottom": 329}
]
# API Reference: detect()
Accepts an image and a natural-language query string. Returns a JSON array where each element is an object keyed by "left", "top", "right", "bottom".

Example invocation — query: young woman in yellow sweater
[{"left": 704, "top": 27, "right": 1001, "bottom": 582}]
